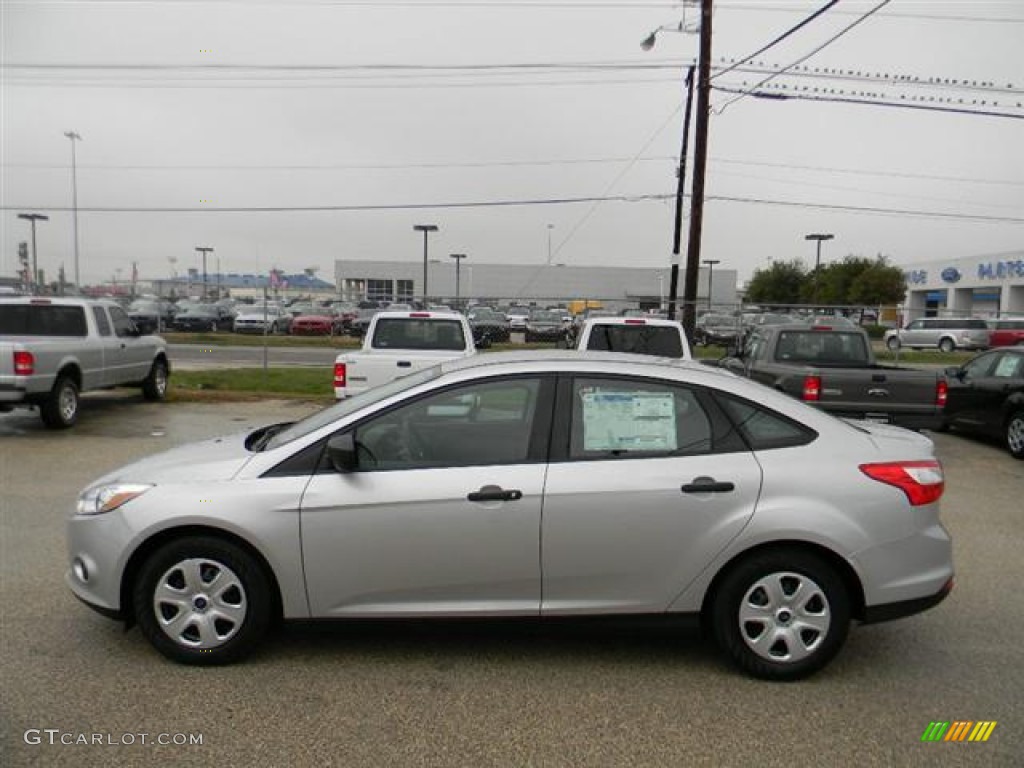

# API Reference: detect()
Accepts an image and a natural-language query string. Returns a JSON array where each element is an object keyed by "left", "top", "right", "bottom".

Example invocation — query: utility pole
[
  {"left": 667, "top": 65, "right": 695, "bottom": 322},
  {"left": 64, "top": 131, "right": 82, "bottom": 290},
  {"left": 195, "top": 246, "right": 213, "bottom": 300},
  {"left": 17, "top": 213, "right": 49, "bottom": 294},
  {"left": 681, "top": 0, "right": 713, "bottom": 342}
]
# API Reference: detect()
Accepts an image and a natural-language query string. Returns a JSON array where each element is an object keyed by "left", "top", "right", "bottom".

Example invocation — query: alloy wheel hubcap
[
  {"left": 153, "top": 558, "right": 247, "bottom": 649},
  {"left": 59, "top": 385, "right": 76, "bottom": 421},
  {"left": 738, "top": 571, "right": 830, "bottom": 663},
  {"left": 1009, "top": 417, "right": 1024, "bottom": 452}
]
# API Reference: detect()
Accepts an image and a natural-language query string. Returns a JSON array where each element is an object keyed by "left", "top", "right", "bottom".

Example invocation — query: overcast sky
[{"left": 2, "top": 0, "right": 1022, "bottom": 291}]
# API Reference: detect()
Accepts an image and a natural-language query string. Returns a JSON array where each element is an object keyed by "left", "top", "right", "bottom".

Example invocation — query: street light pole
[
  {"left": 546, "top": 224, "right": 554, "bottom": 265},
  {"left": 450, "top": 253, "right": 467, "bottom": 309},
  {"left": 413, "top": 224, "right": 439, "bottom": 305},
  {"left": 17, "top": 213, "right": 49, "bottom": 294},
  {"left": 195, "top": 247, "right": 214, "bottom": 300},
  {"left": 64, "top": 131, "right": 82, "bottom": 290},
  {"left": 805, "top": 233, "right": 834, "bottom": 306},
  {"left": 702, "top": 259, "right": 720, "bottom": 311}
]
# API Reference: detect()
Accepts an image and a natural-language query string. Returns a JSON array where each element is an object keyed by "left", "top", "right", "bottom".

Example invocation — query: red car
[
  {"left": 289, "top": 313, "right": 336, "bottom": 336},
  {"left": 988, "top": 318, "right": 1024, "bottom": 347}
]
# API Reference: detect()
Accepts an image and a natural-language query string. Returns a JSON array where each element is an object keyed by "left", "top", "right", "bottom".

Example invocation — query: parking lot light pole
[
  {"left": 805, "top": 233, "right": 834, "bottom": 306},
  {"left": 413, "top": 224, "right": 439, "bottom": 305},
  {"left": 63, "top": 131, "right": 82, "bottom": 290},
  {"left": 17, "top": 213, "right": 49, "bottom": 294},
  {"left": 702, "top": 259, "right": 720, "bottom": 311},
  {"left": 450, "top": 253, "right": 467, "bottom": 309},
  {"left": 195, "top": 247, "right": 213, "bottom": 300}
]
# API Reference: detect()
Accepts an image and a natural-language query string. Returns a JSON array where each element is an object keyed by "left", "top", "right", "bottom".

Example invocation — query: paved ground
[{"left": 1, "top": 396, "right": 1022, "bottom": 767}]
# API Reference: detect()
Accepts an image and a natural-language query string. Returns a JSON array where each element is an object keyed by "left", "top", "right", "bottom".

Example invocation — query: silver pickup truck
[{"left": 0, "top": 297, "right": 170, "bottom": 428}]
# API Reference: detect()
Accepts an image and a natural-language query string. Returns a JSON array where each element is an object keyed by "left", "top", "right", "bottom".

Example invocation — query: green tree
[
  {"left": 848, "top": 257, "right": 906, "bottom": 305},
  {"left": 745, "top": 260, "right": 808, "bottom": 305},
  {"left": 805, "top": 256, "right": 876, "bottom": 305}
]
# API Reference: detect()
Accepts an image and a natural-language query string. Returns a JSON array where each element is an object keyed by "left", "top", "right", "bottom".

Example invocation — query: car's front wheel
[
  {"left": 938, "top": 338, "right": 956, "bottom": 353},
  {"left": 1006, "top": 410, "right": 1024, "bottom": 460},
  {"left": 134, "top": 537, "right": 273, "bottom": 665},
  {"left": 886, "top": 336, "right": 901, "bottom": 352},
  {"left": 711, "top": 548, "right": 850, "bottom": 681}
]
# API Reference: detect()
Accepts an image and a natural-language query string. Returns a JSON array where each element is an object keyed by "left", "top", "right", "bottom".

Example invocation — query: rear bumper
[{"left": 862, "top": 577, "right": 954, "bottom": 624}]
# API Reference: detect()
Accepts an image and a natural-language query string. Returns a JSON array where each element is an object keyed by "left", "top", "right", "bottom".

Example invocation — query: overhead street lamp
[
  {"left": 17, "top": 213, "right": 49, "bottom": 294},
  {"left": 64, "top": 131, "right": 82, "bottom": 289},
  {"left": 805, "top": 233, "right": 834, "bottom": 306},
  {"left": 413, "top": 224, "right": 439, "bottom": 304},
  {"left": 702, "top": 259, "right": 720, "bottom": 311},
  {"left": 450, "top": 253, "right": 467, "bottom": 308}
]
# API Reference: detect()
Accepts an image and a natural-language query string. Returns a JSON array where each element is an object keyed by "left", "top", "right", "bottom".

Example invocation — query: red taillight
[
  {"left": 810, "top": 325, "right": 833, "bottom": 331},
  {"left": 802, "top": 374, "right": 821, "bottom": 401},
  {"left": 624, "top": 318, "right": 646, "bottom": 325},
  {"left": 409, "top": 312, "right": 431, "bottom": 318},
  {"left": 860, "top": 460, "right": 944, "bottom": 506},
  {"left": 14, "top": 351, "right": 34, "bottom": 376},
  {"left": 936, "top": 378, "right": 948, "bottom": 407},
  {"left": 333, "top": 362, "right": 347, "bottom": 388}
]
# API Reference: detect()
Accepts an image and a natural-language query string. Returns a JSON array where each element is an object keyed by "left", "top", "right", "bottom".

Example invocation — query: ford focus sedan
[{"left": 67, "top": 352, "right": 953, "bottom": 680}]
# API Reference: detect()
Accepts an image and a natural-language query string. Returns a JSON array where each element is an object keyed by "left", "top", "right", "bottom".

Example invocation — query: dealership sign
[{"left": 977, "top": 260, "right": 1024, "bottom": 280}]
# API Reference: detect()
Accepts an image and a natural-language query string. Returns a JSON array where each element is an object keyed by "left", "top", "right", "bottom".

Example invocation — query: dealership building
[
  {"left": 333, "top": 258, "right": 738, "bottom": 311},
  {"left": 901, "top": 250, "right": 1024, "bottom": 319}
]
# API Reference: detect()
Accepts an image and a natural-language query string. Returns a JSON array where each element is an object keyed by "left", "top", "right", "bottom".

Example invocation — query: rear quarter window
[
  {"left": 716, "top": 394, "right": 817, "bottom": 450},
  {"left": 0, "top": 304, "right": 88, "bottom": 337}
]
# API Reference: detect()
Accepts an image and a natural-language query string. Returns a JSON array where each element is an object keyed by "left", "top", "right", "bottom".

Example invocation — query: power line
[
  {"left": 715, "top": 2, "right": 1024, "bottom": 24},
  {"left": 713, "top": 84, "right": 1024, "bottom": 120},
  {"left": 715, "top": 0, "right": 893, "bottom": 113},
  {"left": 4, "top": 193, "right": 1022, "bottom": 223},
  {"left": 712, "top": 0, "right": 839, "bottom": 81}
]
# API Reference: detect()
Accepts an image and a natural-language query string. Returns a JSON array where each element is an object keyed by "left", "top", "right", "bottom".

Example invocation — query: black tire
[
  {"left": 134, "top": 536, "right": 273, "bottom": 665},
  {"left": 142, "top": 359, "right": 169, "bottom": 401},
  {"left": 40, "top": 375, "right": 79, "bottom": 429},
  {"left": 1006, "top": 410, "right": 1024, "bottom": 460},
  {"left": 710, "top": 548, "right": 850, "bottom": 681},
  {"left": 938, "top": 338, "right": 955, "bottom": 353},
  {"left": 886, "top": 336, "right": 901, "bottom": 352}
]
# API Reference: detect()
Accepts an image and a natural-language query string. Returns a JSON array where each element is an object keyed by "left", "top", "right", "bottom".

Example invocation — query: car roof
[
  {"left": 582, "top": 317, "right": 683, "bottom": 328},
  {"left": 373, "top": 310, "right": 464, "bottom": 320},
  {"left": 440, "top": 349, "right": 729, "bottom": 379}
]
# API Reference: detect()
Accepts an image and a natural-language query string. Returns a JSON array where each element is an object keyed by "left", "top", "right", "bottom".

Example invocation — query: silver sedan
[{"left": 67, "top": 351, "right": 953, "bottom": 680}]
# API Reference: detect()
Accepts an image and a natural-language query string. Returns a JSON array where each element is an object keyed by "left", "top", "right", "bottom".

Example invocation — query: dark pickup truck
[{"left": 719, "top": 323, "right": 946, "bottom": 430}]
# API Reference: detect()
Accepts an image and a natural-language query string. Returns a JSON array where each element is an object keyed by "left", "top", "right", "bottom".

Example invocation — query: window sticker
[
  {"left": 581, "top": 391, "right": 677, "bottom": 452},
  {"left": 994, "top": 355, "right": 1021, "bottom": 378}
]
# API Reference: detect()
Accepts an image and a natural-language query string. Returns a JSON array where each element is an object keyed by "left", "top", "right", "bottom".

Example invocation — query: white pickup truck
[
  {"left": 574, "top": 316, "right": 692, "bottom": 359},
  {"left": 333, "top": 310, "right": 476, "bottom": 398},
  {"left": 0, "top": 297, "right": 170, "bottom": 428}
]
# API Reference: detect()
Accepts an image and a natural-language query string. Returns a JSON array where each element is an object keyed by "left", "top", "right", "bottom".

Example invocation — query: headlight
[{"left": 76, "top": 484, "right": 153, "bottom": 516}]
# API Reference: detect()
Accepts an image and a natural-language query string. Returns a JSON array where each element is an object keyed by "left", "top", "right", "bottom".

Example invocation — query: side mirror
[{"left": 326, "top": 433, "right": 359, "bottom": 473}]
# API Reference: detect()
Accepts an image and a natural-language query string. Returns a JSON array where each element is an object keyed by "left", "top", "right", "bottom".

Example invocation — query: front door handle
[
  {"left": 681, "top": 477, "right": 735, "bottom": 494},
  {"left": 397, "top": 361, "right": 412, "bottom": 368},
  {"left": 467, "top": 485, "right": 523, "bottom": 502}
]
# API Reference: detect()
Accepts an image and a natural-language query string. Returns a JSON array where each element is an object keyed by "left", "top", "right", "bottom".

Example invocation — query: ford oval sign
[{"left": 941, "top": 267, "right": 962, "bottom": 283}]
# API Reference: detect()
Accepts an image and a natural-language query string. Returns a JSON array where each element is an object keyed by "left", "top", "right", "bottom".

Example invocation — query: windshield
[{"left": 264, "top": 366, "right": 443, "bottom": 451}]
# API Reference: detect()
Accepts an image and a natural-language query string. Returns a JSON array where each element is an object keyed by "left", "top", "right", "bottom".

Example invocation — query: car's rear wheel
[
  {"left": 142, "top": 359, "right": 169, "bottom": 401},
  {"left": 1006, "top": 410, "right": 1024, "bottom": 460},
  {"left": 40, "top": 375, "right": 79, "bottom": 429},
  {"left": 711, "top": 548, "right": 850, "bottom": 681},
  {"left": 938, "top": 338, "right": 956, "bottom": 353},
  {"left": 886, "top": 336, "right": 901, "bottom": 351},
  {"left": 134, "top": 537, "right": 272, "bottom": 665}
]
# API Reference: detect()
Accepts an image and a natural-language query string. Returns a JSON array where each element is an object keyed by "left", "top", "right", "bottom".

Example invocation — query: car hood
[{"left": 88, "top": 431, "right": 255, "bottom": 486}]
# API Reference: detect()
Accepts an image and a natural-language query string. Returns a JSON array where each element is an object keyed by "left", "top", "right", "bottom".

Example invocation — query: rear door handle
[
  {"left": 397, "top": 361, "right": 412, "bottom": 368},
  {"left": 681, "top": 477, "right": 735, "bottom": 494},
  {"left": 467, "top": 485, "right": 523, "bottom": 502}
]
